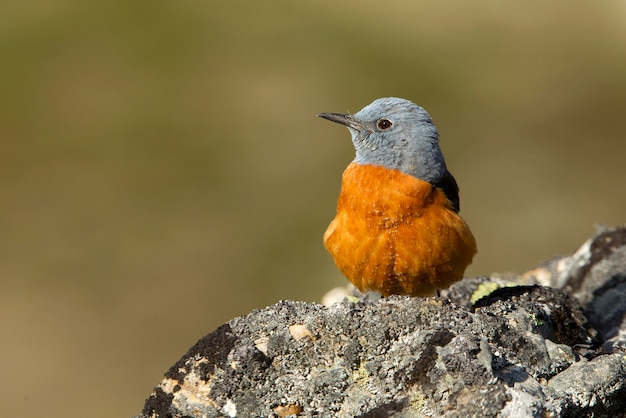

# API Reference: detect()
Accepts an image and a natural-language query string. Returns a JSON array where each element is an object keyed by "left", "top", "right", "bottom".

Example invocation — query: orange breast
[{"left": 324, "top": 162, "right": 477, "bottom": 296}]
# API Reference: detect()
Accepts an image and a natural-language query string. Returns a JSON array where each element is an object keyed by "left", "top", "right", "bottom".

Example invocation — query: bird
[{"left": 317, "top": 97, "right": 477, "bottom": 297}]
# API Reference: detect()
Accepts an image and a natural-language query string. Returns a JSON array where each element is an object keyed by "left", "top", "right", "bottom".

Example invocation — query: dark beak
[{"left": 317, "top": 112, "right": 361, "bottom": 130}]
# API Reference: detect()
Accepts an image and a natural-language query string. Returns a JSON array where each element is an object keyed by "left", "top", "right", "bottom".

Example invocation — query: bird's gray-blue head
[{"left": 318, "top": 97, "right": 447, "bottom": 184}]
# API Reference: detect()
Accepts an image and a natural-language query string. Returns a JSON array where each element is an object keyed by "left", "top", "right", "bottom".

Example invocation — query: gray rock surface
[
  {"left": 523, "top": 225, "right": 626, "bottom": 352},
  {"left": 138, "top": 225, "right": 626, "bottom": 417}
]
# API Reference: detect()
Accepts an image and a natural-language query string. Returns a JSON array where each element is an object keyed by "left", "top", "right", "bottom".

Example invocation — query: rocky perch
[{"left": 138, "top": 226, "right": 626, "bottom": 417}]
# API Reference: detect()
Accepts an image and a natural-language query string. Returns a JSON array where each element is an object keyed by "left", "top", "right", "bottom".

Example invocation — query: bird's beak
[{"left": 317, "top": 112, "right": 362, "bottom": 130}]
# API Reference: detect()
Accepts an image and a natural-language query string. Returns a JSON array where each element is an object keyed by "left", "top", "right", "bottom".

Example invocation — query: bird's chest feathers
[{"left": 335, "top": 162, "right": 446, "bottom": 227}]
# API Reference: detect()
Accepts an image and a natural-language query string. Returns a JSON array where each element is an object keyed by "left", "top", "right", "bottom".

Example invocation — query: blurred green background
[{"left": 2, "top": 1, "right": 625, "bottom": 416}]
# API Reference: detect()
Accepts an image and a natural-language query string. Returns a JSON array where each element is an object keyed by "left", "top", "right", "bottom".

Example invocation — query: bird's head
[{"left": 318, "top": 97, "right": 447, "bottom": 184}]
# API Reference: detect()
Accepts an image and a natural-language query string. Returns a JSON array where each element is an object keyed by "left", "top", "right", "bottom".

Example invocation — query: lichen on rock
[{"left": 138, "top": 225, "right": 626, "bottom": 417}]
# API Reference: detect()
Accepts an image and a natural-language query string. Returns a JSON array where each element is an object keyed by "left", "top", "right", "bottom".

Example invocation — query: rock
[
  {"left": 138, "top": 226, "right": 626, "bottom": 417},
  {"left": 546, "top": 353, "right": 626, "bottom": 417},
  {"left": 523, "top": 225, "right": 626, "bottom": 351}
]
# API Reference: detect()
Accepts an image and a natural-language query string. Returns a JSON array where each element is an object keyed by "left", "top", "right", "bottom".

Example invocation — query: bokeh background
[{"left": 2, "top": 1, "right": 625, "bottom": 416}]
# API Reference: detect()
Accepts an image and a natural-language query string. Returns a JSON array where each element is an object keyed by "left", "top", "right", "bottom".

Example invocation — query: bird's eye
[{"left": 377, "top": 118, "right": 393, "bottom": 130}]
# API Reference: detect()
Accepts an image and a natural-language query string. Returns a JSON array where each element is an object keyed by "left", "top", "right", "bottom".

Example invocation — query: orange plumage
[{"left": 324, "top": 162, "right": 477, "bottom": 297}]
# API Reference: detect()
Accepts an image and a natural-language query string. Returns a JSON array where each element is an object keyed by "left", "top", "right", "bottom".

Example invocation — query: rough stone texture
[
  {"left": 138, "top": 225, "right": 626, "bottom": 417},
  {"left": 523, "top": 225, "right": 626, "bottom": 352}
]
